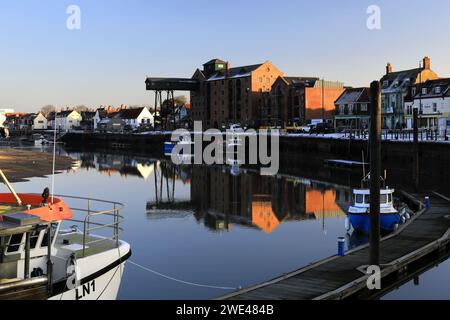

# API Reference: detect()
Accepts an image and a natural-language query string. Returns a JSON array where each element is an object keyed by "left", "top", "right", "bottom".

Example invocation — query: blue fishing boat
[{"left": 346, "top": 174, "right": 402, "bottom": 234}]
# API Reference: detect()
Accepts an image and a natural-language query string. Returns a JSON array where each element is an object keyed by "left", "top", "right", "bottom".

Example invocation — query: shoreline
[{"left": 0, "top": 148, "right": 74, "bottom": 183}]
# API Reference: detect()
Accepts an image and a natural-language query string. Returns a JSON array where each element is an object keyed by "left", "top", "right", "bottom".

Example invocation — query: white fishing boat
[{"left": 0, "top": 170, "right": 131, "bottom": 300}]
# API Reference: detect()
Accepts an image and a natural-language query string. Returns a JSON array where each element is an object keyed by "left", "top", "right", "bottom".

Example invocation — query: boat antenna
[
  {"left": 362, "top": 150, "right": 366, "bottom": 188},
  {"left": 362, "top": 150, "right": 366, "bottom": 178},
  {"left": 51, "top": 107, "right": 57, "bottom": 204}
]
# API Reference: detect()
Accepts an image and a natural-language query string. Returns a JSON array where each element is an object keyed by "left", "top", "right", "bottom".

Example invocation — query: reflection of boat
[
  {"left": 347, "top": 174, "right": 404, "bottom": 234},
  {"left": 0, "top": 170, "right": 130, "bottom": 300},
  {"left": 164, "top": 135, "right": 194, "bottom": 157}
]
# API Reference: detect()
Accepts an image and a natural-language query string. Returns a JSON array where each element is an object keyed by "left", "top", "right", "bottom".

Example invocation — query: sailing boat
[{"left": 0, "top": 169, "right": 131, "bottom": 300}]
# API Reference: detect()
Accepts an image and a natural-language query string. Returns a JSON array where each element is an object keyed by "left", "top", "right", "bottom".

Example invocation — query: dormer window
[
  {"left": 422, "top": 88, "right": 427, "bottom": 95},
  {"left": 383, "top": 80, "right": 389, "bottom": 88},
  {"left": 435, "top": 87, "right": 442, "bottom": 94},
  {"left": 412, "top": 88, "right": 416, "bottom": 96}
]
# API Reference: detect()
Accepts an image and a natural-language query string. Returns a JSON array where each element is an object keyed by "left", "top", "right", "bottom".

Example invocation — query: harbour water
[{"left": 7, "top": 146, "right": 450, "bottom": 300}]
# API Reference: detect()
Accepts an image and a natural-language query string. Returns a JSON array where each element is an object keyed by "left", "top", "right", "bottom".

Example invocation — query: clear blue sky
[{"left": 1, "top": 0, "right": 450, "bottom": 112}]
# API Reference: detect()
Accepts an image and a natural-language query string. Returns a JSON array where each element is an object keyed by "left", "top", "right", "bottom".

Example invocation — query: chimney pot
[
  {"left": 423, "top": 56, "right": 431, "bottom": 70},
  {"left": 386, "top": 63, "right": 392, "bottom": 74}
]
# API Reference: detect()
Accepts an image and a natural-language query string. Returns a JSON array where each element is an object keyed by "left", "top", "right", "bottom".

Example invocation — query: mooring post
[
  {"left": 369, "top": 81, "right": 381, "bottom": 266},
  {"left": 413, "top": 108, "right": 419, "bottom": 191}
]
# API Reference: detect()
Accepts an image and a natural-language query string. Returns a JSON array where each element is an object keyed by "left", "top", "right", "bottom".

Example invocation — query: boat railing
[{"left": 55, "top": 195, "right": 124, "bottom": 257}]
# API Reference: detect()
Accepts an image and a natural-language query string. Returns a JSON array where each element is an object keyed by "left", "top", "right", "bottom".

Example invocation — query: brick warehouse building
[
  {"left": 146, "top": 58, "right": 344, "bottom": 129},
  {"left": 266, "top": 77, "right": 344, "bottom": 126},
  {"left": 190, "top": 59, "right": 284, "bottom": 128}
]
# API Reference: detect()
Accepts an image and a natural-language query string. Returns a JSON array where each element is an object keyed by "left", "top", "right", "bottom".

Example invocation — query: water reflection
[
  {"left": 56, "top": 148, "right": 355, "bottom": 237},
  {"left": 18, "top": 145, "right": 450, "bottom": 299}
]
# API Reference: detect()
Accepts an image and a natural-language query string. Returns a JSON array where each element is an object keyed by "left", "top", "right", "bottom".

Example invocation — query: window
[
  {"left": 348, "top": 104, "right": 354, "bottom": 114},
  {"left": 435, "top": 87, "right": 442, "bottom": 94},
  {"left": 355, "top": 194, "right": 364, "bottom": 203},
  {"left": 412, "top": 88, "right": 416, "bottom": 96},
  {"left": 7, "top": 233, "right": 23, "bottom": 253},
  {"left": 361, "top": 104, "right": 368, "bottom": 112},
  {"left": 433, "top": 103, "right": 437, "bottom": 113},
  {"left": 422, "top": 88, "right": 427, "bottom": 95},
  {"left": 380, "top": 194, "right": 388, "bottom": 204},
  {"left": 383, "top": 80, "right": 389, "bottom": 88},
  {"left": 30, "top": 230, "right": 40, "bottom": 249}
]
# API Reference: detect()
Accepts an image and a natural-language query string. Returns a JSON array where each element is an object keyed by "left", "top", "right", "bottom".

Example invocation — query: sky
[{"left": 1, "top": 0, "right": 450, "bottom": 112}]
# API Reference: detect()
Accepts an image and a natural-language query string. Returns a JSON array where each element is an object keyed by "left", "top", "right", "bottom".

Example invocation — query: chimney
[
  {"left": 386, "top": 63, "right": 392, "bottom": 74},
  {"left": 423, "top": 56, "right": 430, "bottom": 70}
]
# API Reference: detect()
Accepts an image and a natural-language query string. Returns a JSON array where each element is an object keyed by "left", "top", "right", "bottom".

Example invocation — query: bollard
[
  {"left": 338, "top": 237, "right": 346, "bottom": 257},
  {"left": 424, "top": 196, "right": 430, "bottom": 209}
]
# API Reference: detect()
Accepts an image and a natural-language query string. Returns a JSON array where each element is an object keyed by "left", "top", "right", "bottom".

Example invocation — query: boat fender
[
  {"left": 401, "top": 216, "right": 406, "bottom": 224},
  {"left": 345, "top": 217, "right": 351, "bottom": 231},
  {"left": 405, "top": 213, "right": 411, "bottom": 220},
  {"left": 394, "top": 224, "right": 399, "bottom": 231}
]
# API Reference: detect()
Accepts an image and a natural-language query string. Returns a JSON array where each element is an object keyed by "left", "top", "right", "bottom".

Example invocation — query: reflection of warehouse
[{"left": 191, "top": 167, "right": 349, "bottom": 234}]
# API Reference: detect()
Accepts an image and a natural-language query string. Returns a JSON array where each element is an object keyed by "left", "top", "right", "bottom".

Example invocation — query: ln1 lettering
[{"left": 76, "top": 280, "right": 96, "bottom": 300}]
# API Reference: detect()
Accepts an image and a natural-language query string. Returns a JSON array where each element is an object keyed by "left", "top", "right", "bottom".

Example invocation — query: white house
[
  {"left": 32, "top": 112, "right": 48, "bottom": 130},
  {"left": 404, "top": 78, "right": 450, "bottom": 135},
  {"left": 0, "top": 108, "right": 14, "bottom": 127},
  {"left": 118, "top": 107, "right": 154, "bottom": 129},
  {"left": 50, "top": 110, "right": 82, "bottom": 132}
]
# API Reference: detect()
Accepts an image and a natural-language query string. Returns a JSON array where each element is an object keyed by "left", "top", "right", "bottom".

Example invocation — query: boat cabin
[{"left": 353, "top": 188, "right": 394, "bottom": 206}]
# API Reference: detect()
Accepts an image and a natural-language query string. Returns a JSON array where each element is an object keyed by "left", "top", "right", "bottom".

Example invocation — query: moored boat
[
  {"left": 0, "top": 173, "right": 131, "bottom": 300},
  {"left": 346, "top": 174, "right": 408, "bottom": 234}
]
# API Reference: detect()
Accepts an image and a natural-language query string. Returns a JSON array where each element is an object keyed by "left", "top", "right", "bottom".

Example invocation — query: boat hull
[
  {"left": 49, "top": 241, "right": 131, "bottom": 300},
  {"left": 348, "top": 213, "right": 401, "bottom": 234}
]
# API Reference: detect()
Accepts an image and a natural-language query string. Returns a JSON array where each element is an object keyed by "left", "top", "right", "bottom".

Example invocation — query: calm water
[{"left": 8, "top": 146, "right": 450, "bottom": 300}]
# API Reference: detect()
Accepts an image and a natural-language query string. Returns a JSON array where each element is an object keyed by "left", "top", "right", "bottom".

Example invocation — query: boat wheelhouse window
[
  {"left": 355, "top": 194, "right": 364, "bottom": 203},
  {"left": 30, "top": 230, "right": 40, "bottom": 249},
  {"left": 40, "top": 223, "right": 58, "bottom": 248},
  {"left": 388, "top": 194, "right": 392, "bottom": 203},
  {"left": 380, "top": 194, "right": 388, "bottom": 204},
  {"left": 7, "top": 233, "right": 23, "bottom": 253}
]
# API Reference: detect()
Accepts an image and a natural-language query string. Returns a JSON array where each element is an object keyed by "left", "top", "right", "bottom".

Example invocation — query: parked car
[{"left": 310, "top": 122, "right": 335, "bottom": 134}]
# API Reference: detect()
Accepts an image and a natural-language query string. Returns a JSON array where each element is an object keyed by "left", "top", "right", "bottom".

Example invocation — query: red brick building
[
  {"left": 264, "top": 77, "right": 345, "bottom": 126},
  {"left": 190, "top": 59, "right": 284, "bottom": 128}
]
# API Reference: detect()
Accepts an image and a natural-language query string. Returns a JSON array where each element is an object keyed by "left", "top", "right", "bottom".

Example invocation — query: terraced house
[
  {"left": 380, "top": 56, "right": 438, "bottom": 129},
  {"left": 334, "top": 87, "right": 371, "bottom": 131},
  {"left": 404, "top": 78, "right": 450, "bottom": 134}
]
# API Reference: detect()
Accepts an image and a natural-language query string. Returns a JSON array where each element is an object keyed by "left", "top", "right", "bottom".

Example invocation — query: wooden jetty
[{"left": 218, "top": 192, "right": 450, "bottom": 300}]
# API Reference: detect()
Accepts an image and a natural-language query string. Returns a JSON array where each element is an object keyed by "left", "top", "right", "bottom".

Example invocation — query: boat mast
[{"left": 51, "top": 107, "right": 58, "bottom": 204}]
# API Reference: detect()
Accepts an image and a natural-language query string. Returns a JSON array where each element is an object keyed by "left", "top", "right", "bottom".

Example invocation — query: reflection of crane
[{"left": 147, "top": 161, "right": 193, "bottom": 212}]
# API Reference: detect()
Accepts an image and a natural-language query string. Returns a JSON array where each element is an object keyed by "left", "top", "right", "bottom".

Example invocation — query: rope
[{"left": 128, "top": 260, "right": 240, "bottom": 291}]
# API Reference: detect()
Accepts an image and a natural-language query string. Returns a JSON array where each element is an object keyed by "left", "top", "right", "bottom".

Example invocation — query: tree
[
  {"left": 41, "top": 105, "right": 56, "bottom": 116},
  {"left": 74, "top": 105, "right": 89, "bottom": 112}
]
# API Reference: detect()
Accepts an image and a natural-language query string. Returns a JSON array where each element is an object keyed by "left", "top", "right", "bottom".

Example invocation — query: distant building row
[
  {"left": 4, "top": 107, "right": 156, "bottom": 132},
  {"left": 147, "top": 56, "right": 450, "bottom": 132},
  {"left": 335, "top": 56, "right": 450, "bottom": 132}
]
